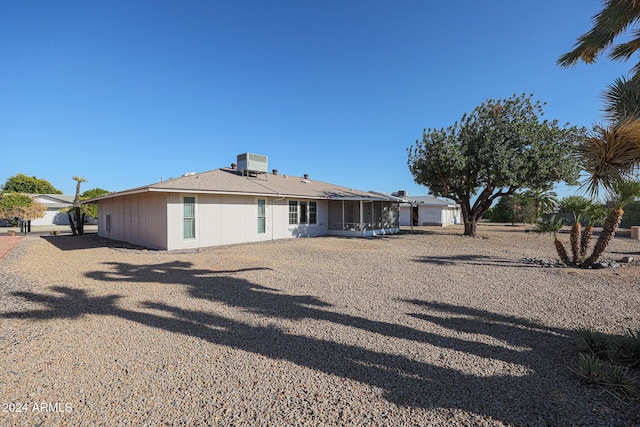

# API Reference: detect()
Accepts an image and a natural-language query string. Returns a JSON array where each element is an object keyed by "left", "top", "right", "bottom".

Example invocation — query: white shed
[{"left": 399, "top": 195, "right": 460, "bottom": 227}]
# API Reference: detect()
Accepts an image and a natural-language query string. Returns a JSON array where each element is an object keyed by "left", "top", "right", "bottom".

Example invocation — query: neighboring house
[
  {"left": 29, "top": 194, "right": 75, "bottom": 226},
  {"left": 398, "top": 194, "right": 460, "bottom": 227},
  {"left": 85, "top": 154, "right": 401, "bottom": 250}
]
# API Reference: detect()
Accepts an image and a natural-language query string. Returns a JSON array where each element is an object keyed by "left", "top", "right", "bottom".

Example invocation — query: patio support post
[{"left": 359, "top": 200, "right": 364, "bottom": 235}]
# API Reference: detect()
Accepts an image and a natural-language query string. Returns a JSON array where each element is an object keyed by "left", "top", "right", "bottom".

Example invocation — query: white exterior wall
[
  {"left": 31, "top": 210, "right": 70, "bottom": 226},
  {"left": 165, "top": 194, "right": 329, "bottom": 251},
  {"left": 399, "top": 205, "right": 460, "bottom": 227},
  {"left": 97, "top": 193, "right": 168, "bottom": 249},
  {"left": 399, "top": 206, "right": 412, "bottom": 227}
]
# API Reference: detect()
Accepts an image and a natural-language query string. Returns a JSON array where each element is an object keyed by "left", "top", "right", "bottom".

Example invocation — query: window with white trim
[
  {"left": 257, "top": 199, "right": 266, "bottom": 233},
  {"left": 309, "top": 202, "right": 317, "bottom": 224},
  {"left": 299, "top": 201, "right": 308, "bottom": 224},
  {"left": 289, "top": 200, "right": 317, "bottom": 225},
  {"left": 183, "top": 196, "right": 195, "bottom": 239}
]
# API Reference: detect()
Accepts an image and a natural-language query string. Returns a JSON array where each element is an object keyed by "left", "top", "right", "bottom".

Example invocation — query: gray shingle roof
[
  {"left": 30, "top": 194, "right": 75, "bottom": 209},
  {"left": 85, "top": 168, "right": 394, "bottom": 202},
  {"left": 401, "top": 195, "right": 458, "bottom": 207}
]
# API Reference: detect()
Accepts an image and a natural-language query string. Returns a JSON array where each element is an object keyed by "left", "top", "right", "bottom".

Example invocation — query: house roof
[
  {"left": 30, "top": 194, "right": 75, "bottom": 209},
  {"left": 401, "top": 195, "right": 459, "bottom": 208},
  {"left": 84, "top": 168, "right": 396, "bottom": 203}
]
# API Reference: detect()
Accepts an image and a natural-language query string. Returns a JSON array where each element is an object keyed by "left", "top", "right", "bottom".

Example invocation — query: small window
[
  {"left": 299, "top": 201, "right": 308, "bottom": 224},
  {"left": 289, "top": 201, "right": 298, "bottom": 225},
  {"left": 309, "top": 202, "right": 317, "bottom": 224},
  {"left": 257, "top": 199, "right": 266, "bottom": 234},
  {"left": 183, "top": 196, "right": 195, "bottom": 239}
]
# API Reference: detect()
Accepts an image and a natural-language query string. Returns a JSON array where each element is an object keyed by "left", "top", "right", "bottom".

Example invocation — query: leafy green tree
[
  {"left": 489, "top": 195, "right": 518, "bottom": 224},
  {"left": 0, "top": 193, "right": 46, "bottom": 225},
  {"left": 558, "top": 0, "right": 640, "bottom": 73},
  {"left": 3, "top": 173, "right": 62, "bottom": 194},
  {"left": 81, "top": 188, "right": 110, "bottom": 219},
  {"left": 489, "top": 194, "right": 536, "bottom": 224},
  {"left": 407, "top": 94, "right": 584, "bottom": 235}
]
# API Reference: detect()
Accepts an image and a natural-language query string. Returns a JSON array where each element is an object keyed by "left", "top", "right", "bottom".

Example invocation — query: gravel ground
[{"left": 1, "top": 224, "right": 639, "bottom": 426}]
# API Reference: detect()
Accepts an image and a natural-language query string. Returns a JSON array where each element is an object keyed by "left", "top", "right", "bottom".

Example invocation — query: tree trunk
[
  {"left": 75, "top": 207, "right": 84, "bottom": 235},
  {"left": 579, "top": 225, "right": 593, "bottom": 263},
  {"left": 68, "top": 212, "right": 78, "bottom": 235},
  {"left": 570, "top": 222, "right": 581, "bottom": 264},
  {"left": 463, "top": 218, "right": 477, "bottom": 236},
  {"left": 583, "top": 208, "right": 624, "bottom": 266},
  {"left": 554, "top": 238, "right": 571, "bottom": 265}
]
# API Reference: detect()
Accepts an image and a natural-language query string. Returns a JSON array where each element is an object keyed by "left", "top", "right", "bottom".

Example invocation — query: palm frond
[
  {"left": 559, "top": 0, "right": 640, "bottom": 68},
  {"left": 601, "top": 74, "right": 640, "bottom": 122}
]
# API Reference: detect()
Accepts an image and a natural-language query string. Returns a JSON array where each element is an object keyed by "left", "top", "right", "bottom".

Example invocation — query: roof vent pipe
[
  {"left": 303, "top": 174, "right": 309, "bottom": 179},
  {"left": 231, "top": 163, "right": 237, "bottom": 170},
  {"left": 272, "top": 169, "right": 278, "bottom": 175}
]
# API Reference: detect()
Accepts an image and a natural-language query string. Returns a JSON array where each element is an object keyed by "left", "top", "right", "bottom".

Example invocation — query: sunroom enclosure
[{"left": 327, "top": 199, "right": 400, "bottom": 236}]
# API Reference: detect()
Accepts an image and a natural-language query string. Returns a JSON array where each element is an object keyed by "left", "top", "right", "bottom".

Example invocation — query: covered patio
[{"left": 327, "top": 198, "right": 400, "bottom": 237}]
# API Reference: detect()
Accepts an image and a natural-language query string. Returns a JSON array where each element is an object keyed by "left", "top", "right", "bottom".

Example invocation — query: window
[
  {"left": 289, "top": 201, "right": 298, "bottom": 224},
  {"left": 309, "top": 202, "right": 317, "bottom": 224},
  {"left": 183, "top": 196, "right": 195, "bottom": 239},
  {"left": 289, "top": 200, "right": 317, "bottom": 225},
  {"left": 257, "top": 199, "right": 266, "bottom": 233},
  {"left": 299, "top": 201, "right": 308, "bottom": 224}
]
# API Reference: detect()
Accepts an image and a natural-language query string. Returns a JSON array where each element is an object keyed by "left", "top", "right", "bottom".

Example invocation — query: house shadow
[
  {"left": 41, "top": 233, "right": 149, "bottom": 252},
  {"left": 2, "top": 262, "right": 635, "bottom": 425}
]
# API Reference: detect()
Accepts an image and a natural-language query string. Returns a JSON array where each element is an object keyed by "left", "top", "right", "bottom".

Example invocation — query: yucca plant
[
  {"left": 579, "top": 120, "right": 640, "bottom": 266},
  {"left": 570, "top": 353, "right": 603, "bottom": 384},
  {"left": 580, "top": 119, "right": 640, "bottom": 196},
  {"left": 618, "top": 328, "right": 640, "bottom": 368},
  {"left": 577, "top": 328, "right": 610, "bottom": 356}
]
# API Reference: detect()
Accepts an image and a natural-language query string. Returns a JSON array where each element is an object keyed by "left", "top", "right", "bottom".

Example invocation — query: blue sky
[{"left": 0, "top": 1, "right": 632, "bottom": 199}]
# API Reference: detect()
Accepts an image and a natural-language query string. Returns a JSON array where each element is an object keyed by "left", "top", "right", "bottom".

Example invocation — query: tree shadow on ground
[
  {"left": 2, "top": 262, "right": 635, "bottom": 425},
  {"left": 413, "top": 254, "right": 540, "bottom": 268}
]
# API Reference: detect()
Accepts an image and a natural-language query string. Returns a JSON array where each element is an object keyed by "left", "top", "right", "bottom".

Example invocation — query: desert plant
[
  {"left": 532, "top": 216, "right": 571, "bottom": 265},
  {"left": 583, "top": 179, "right": 640, "bottom": 266},
  {"left": 577, "top": 328, "right": 610, "bottom": 356},
  {"left": 572, "top": 328, "right": 640, "bottom": 399}
]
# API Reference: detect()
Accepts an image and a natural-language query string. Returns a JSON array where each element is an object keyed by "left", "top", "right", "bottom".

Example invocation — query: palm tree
[
  {"left": 532, "top": 216, "right": 571, "bottom": 265},
  {"left": 558, "top": 196, "right": 593, "bottom": 264},
  {"left": 579, "top": 203, "right": 609, "bottom": 263},
  {"left": 521, "top": 187, "right": 559, "bottom": 222},
  {"left": 601, "top": 74, "right": 640, "bottom": 123},
  {"left": 68, "top": 176, "right": 87, "bottom": 235},
  {"left": 583, "top": 179, "right": 640, "bottom": 265},
  {"left": 558, "top": 0, "right": 640, "bottom": 74}
]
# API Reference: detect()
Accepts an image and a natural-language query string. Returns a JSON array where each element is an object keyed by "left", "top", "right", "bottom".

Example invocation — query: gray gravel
[{"left": 1, "top": 225, "right": 639, "bottom": 426}]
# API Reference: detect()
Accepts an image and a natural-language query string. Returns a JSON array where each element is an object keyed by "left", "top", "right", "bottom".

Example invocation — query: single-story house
[
  {"left": 398, "top": 194, "right": 460, "bottom": 227},
  {"left": 29, "top": 194, "right": 75, "bottom": 226},
  {"left": 85, "top": 154, "right": 401, "bottom": 250}
]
